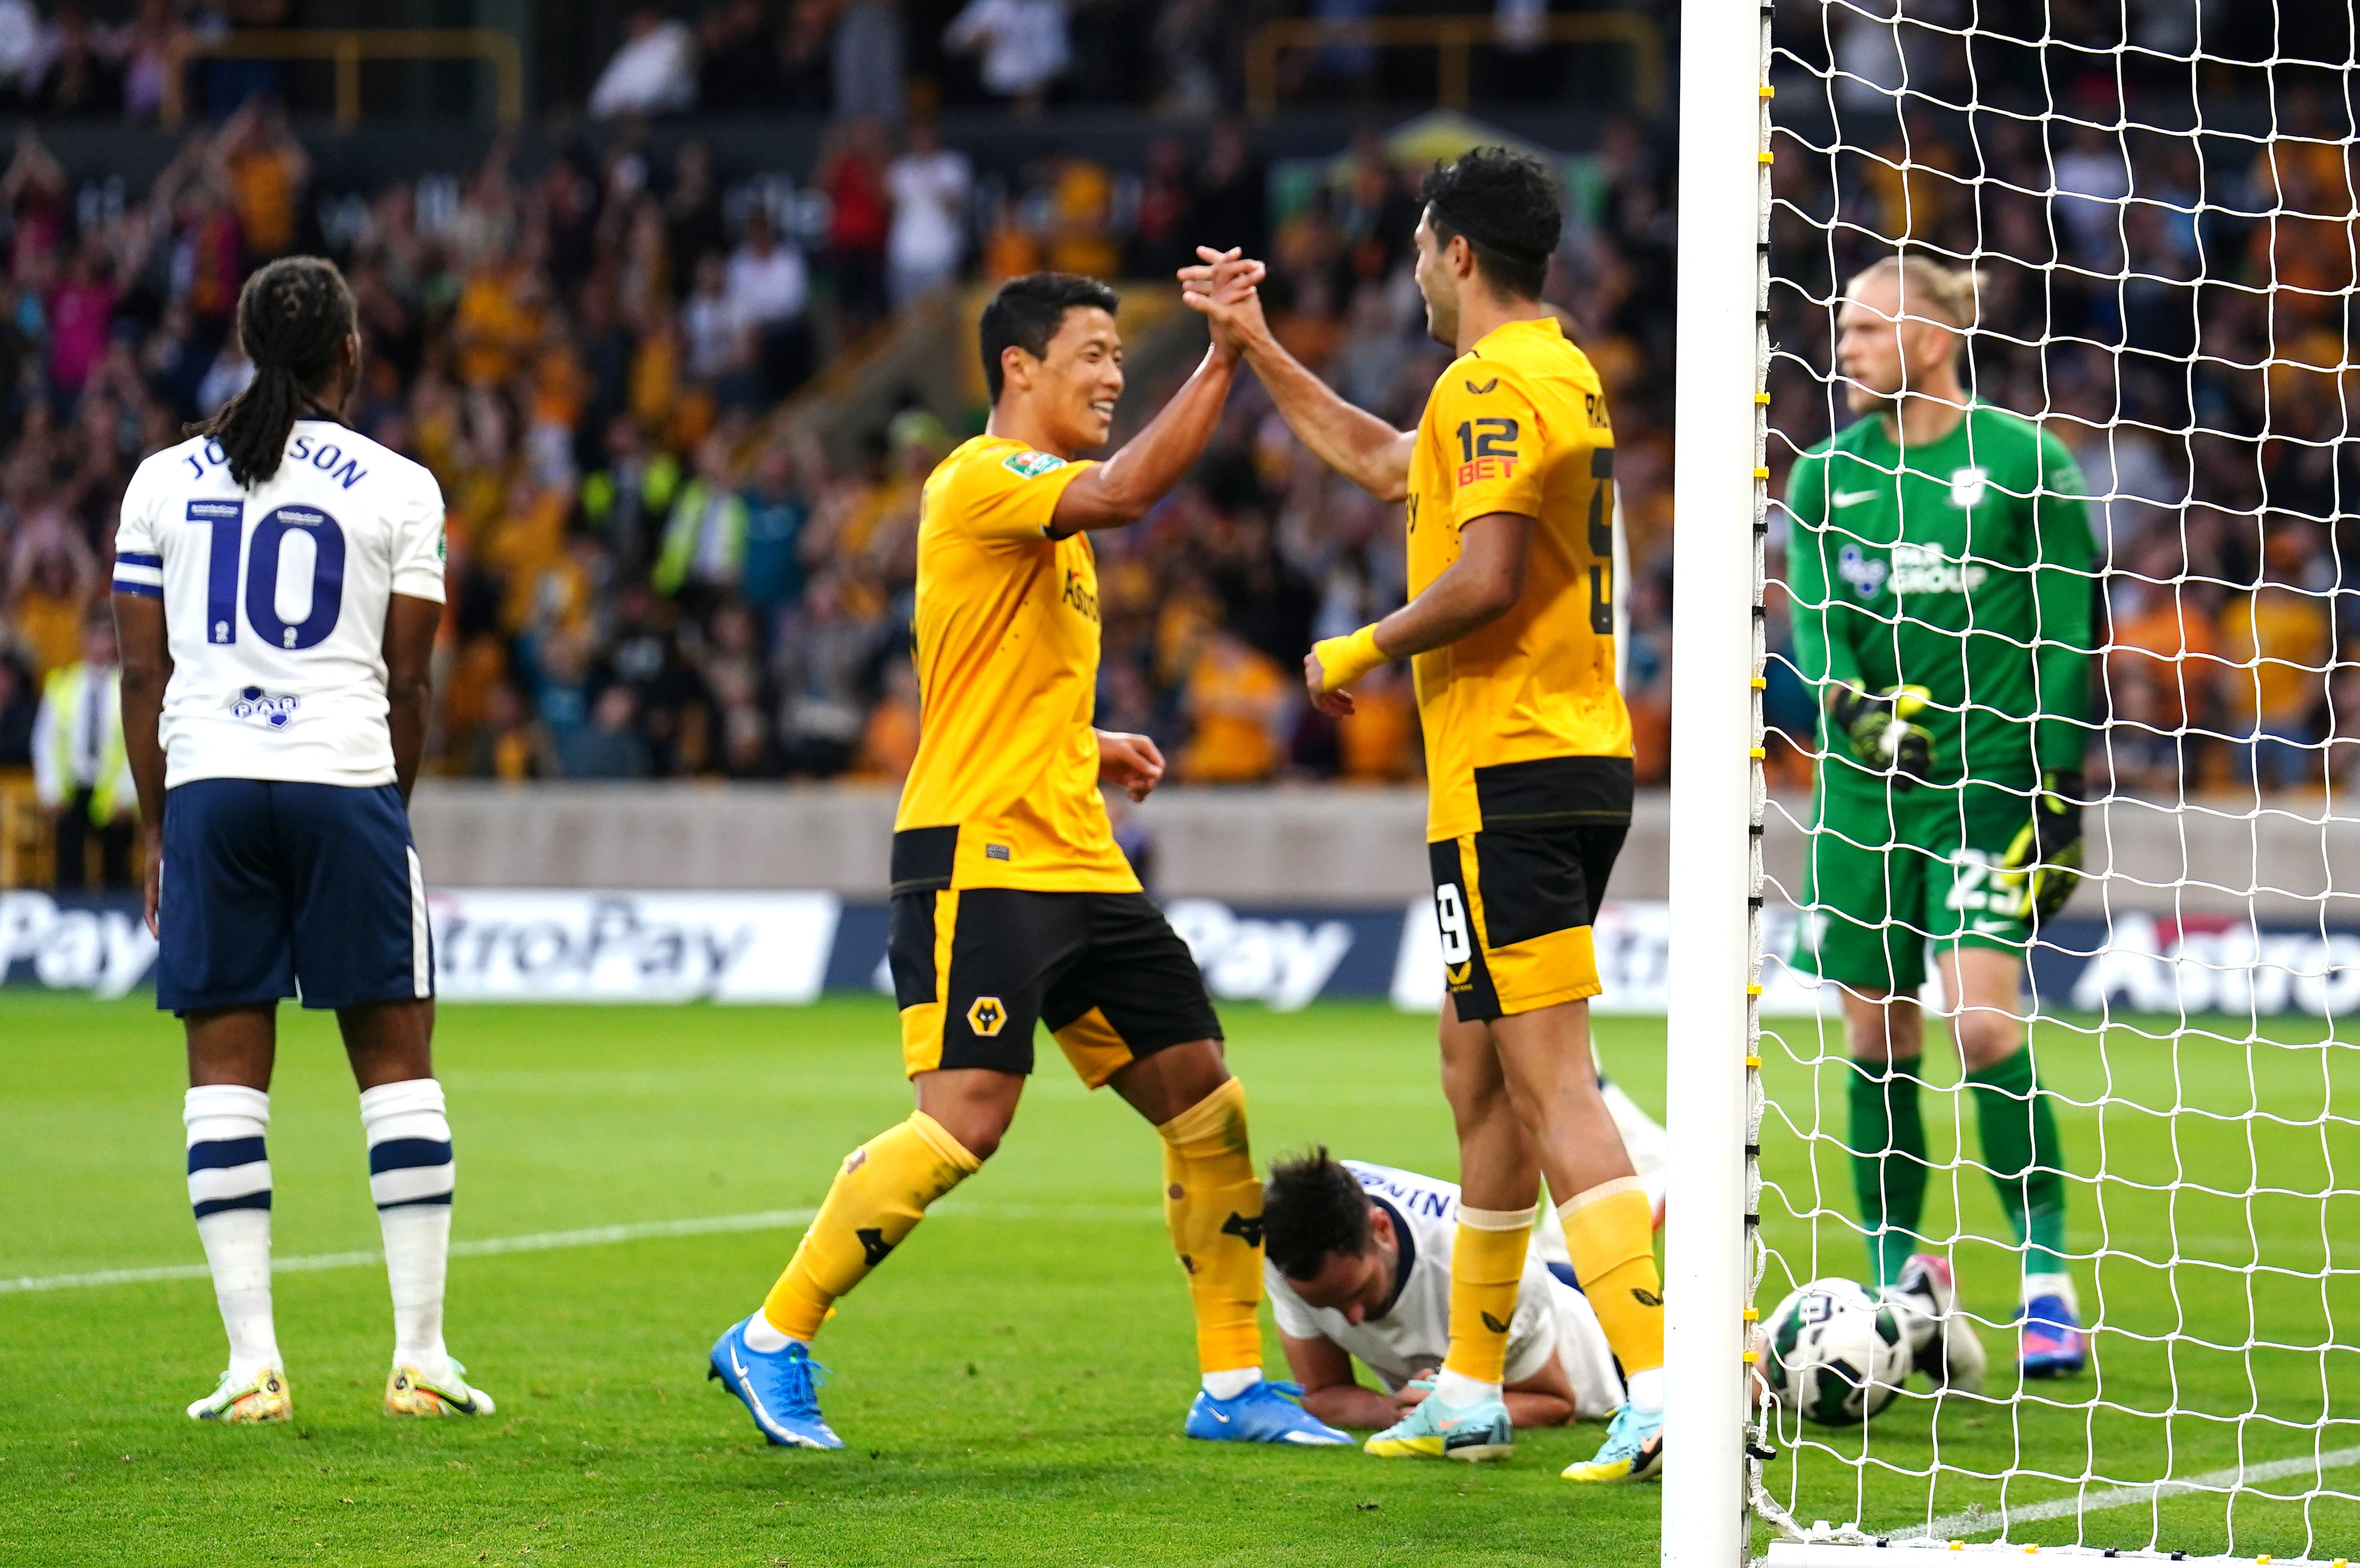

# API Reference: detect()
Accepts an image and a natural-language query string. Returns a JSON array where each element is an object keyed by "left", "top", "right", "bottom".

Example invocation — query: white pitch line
[
  {"left": 0, "top": 1201, "right": 1163, "bottom": 1296},
  {"left": 1895, "top": 1445, "right": 2360, "bottom": 1542}
]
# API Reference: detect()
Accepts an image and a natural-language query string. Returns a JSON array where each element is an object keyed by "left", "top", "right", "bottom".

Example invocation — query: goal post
[{"left": 1661, "top": 2, "right": 1773, "bottom": 1567}]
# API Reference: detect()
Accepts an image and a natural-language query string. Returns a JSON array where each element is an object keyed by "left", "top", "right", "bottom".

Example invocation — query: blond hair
[{"left": 1848, "top": 254, "right": 1983, "bottom": 330}]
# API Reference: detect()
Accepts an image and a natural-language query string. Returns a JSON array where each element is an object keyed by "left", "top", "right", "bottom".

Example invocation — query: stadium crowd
[
  {"left": 1765, "top": 22, "right": 2360, "bottom": 799},
  {"left": 0, "top": 88, "right": 1683, "bottom": 806},
  {"left": 0, "top": 0, "right": 2353, "bottom": 850}
]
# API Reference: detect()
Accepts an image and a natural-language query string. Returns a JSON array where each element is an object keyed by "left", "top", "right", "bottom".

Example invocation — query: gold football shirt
[
  {"left": 893, "top": 434, "right": 1141, "bottom": 892},
  {"left": 1405, "top": 317, "right": 1634, "bottom": 842}
]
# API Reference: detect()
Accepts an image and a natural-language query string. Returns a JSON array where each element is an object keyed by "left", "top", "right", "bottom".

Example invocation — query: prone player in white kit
[
  {"left": 1259, "top": 1138, "right": 1665, "bottom": 1438},
  {"left": 112, "top": 256, "right": 492, "bottom": 1423}
]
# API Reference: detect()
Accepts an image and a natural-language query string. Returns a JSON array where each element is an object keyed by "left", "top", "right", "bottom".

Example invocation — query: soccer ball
[{"left": 1755, "top": 1279, "right": 1912, "bottom": 1426}]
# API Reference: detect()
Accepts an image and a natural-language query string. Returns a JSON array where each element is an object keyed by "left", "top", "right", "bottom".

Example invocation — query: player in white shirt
[
  {"left": 111, "top": 256, "right": 492, "bottom": 1426},
  {"left": 1259, "top": 1093, "right": 1668, "bottom": 1455}
]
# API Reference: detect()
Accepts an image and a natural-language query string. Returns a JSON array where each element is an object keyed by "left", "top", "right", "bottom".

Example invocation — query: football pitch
[{"left": 5, "top": 992, "right": 2356, "bottom": 1565}]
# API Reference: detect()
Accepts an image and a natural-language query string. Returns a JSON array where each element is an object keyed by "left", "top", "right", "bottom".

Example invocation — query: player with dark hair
[
  {"left": 113, "top": 255, "right": 488, "bottom": 1423},
  {"left": 1183, "top": 145, "right": 1664, "bottom": 1481},
  {"left": 705, "top": 261, "right": 1352, "bottom": 1452},
  {"left": 1261, "top": 1148, "right": 1633, "bottom": 1438}
]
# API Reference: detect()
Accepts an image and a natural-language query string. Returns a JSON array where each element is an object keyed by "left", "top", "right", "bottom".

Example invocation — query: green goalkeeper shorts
[{"left": 1790, "top": 776, "right": 2033, "bottom": 994}]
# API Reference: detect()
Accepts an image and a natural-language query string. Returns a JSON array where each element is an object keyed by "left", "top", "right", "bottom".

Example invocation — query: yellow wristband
[{"left": 1312, "top": 624, "right": 1387, "bottom": 694}]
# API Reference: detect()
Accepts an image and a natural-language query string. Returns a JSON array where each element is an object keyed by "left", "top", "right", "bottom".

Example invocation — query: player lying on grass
[
  {"left": 708, "top": 262, "right": 1350, "bottom": 1452},
  {"left": 112, "top": 256, "right": 490, "bottom": 1424},
  {"left": 1783, "top": 254, "right": 2097, "bottom": 1376},
  {"left": 1182, "top": 147, "right": 1664, "bottom": 1481},
  {"left": 1263, "top": 1149, "right": 1627, "bottom": 1442}
]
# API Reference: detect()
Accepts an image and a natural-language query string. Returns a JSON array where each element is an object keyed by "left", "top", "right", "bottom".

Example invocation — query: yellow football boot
[
  {"left": 187, "top": 1367, "right": 291, "bottom": 1424},
  {"left": 385, "top": 1359, "right": 496, "bottom": 1417}
]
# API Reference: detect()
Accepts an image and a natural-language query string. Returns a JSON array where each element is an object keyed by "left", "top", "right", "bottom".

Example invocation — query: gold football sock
[
  {"left": 1440, "top": 1205, "right": 1536, "bottom": 1385},
  {"left": 760, "top": 1111, "right": 979, "bottom": 1343},
  {"left": 1558, "top": 1177, "right": 1665, "bottom": 1375},
  {"left": 1157, "top": 1077, "right": 1265, "bottom": 1375}
]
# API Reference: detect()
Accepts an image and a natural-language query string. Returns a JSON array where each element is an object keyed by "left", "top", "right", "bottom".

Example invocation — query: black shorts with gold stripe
[
  {"left": 1428, "top": 755, "right": 1632, "bottom": 1023},
  {"left": 887, "top": 827, "right": 1223, "bottom": 1084}
]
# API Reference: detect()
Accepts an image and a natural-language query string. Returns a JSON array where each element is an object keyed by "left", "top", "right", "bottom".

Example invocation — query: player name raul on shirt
[
  {"left": 111, "top": 419, "right": 448, "bottom": 788},
  {"left": 892, "top": 434, "right": 1139, "bottom": 893}
]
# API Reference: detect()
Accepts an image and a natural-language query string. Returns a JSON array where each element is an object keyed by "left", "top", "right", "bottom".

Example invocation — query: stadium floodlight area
[{"left": 1667, "top": 0, "right": 2360, "bottom": 1564}]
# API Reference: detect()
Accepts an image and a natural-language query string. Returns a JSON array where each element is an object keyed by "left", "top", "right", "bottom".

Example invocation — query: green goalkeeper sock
[
  {"left": 1847, "top": 1054, "right": 1927, "bottom": 1288},
  {"left": 1965, "top": 1045, "right": 2068, "bottom": 1276}
]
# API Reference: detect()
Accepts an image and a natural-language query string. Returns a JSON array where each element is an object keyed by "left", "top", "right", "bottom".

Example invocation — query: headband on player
[{"left": 1423, "top": 196, "right": 1555, "bottom": 269}]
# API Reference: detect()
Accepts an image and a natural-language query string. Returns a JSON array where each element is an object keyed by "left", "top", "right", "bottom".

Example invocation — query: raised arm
[
  {"left": 382, "top": 594, "right": 443, "bottom": 804},
  {"left": 1180, "top": 248, "right": 1414, "bottom": 502},
  {"left": 1047, "top": 339, "right": 1243, "bottom": 537}
]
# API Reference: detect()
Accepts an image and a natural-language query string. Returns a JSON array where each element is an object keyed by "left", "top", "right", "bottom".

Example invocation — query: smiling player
[{"left": 707, "top": 266, "right": 1350, "bottom": 1452}]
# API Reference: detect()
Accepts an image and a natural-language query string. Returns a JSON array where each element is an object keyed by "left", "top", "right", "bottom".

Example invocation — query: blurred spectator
[
  {"left": 775, "top": 570, "right": 880, "bottom": 777},
  {"left": 1180, "top": 628, "right": 1290, "bottom": 782},
  {"left": 856, "top": 655, "right": 921, "bottom": 779},
  {"left": 818, "top": 120, "right": 892, "bottom": 335},
  {"left": 655, "top": 425, "right": 751, "bottom": 605},
  {"left": 740, "top": 442, "right": 811, "bottom": 620},
  {"left": 591, "top": 9, "right": 699, "bottom": 119},
  {"left": 2220, "top": 532, "right": 2334, "bottom": 790},
  {"left": 0, "top": 649, "right": 34, "bottom": 765},
  {"left": 1193, "top": 121, "right": 1269, "bottom": 260},
  {"left": 218, "top": 100, "right": 309, "bottom": 264},
  {"left": 725, "top": 214, "right": 812, "bottom": 395},
  {"left": 1333, "top": 660, "right": 1417, "bottom": 781},
  {"left": 887, "top": 122, "right": 971, "bottom": 307},
  {"left": 834, "top": 0, "right": 906, "bottom": 123},
  {"left": 944, "top": 0, "right": 1069, "bottom": 109},
  {"left": 32, "top": 609, "right": 132, "bottom": 890},
  {"left": 563, "top": 684, "right": 654, "bottom": 779}
]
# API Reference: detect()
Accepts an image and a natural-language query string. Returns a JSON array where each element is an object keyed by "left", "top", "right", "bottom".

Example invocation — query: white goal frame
[{"left": 1661, "top": 0, "right": 1771, "bottom": 1564}]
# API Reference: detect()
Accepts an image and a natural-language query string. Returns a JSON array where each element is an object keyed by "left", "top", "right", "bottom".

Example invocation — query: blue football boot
[
  {"left": 2018, "top": 1293, "right": 2088, "bottom": 1378},
  {"left": 1185, "top": 1379, "right": 1353, "bottom": 1445},
  {"left": 708, "top": 1316, "right": 844, "bottom": 1449}
]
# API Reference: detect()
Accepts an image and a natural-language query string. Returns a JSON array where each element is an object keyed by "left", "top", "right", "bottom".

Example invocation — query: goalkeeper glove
[
  {"left": 1827, "top": 684, "right": 1934, "bottom": 789},
  {"left": 1998, "top": 769, "right": 2085, "bottom": 923}
]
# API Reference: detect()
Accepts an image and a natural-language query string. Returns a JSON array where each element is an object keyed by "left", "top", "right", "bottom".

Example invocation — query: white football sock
[
  {"left": 742, "top": 1314, "right": 799, "bottom": 1354},
  {"left": 2022, "top": 1271, "right": 2079, "bottom": 1315},
  {"left": 1625, "top": 1365, "right": 1665, "bottom": 1415},
  {"left": 1433, "top": 1369, "right": 1497, "bottom": 1406},
  {"left": 359, "top": 1078, "right": 455, "bottom": 1377},
  {"left": 1201, "top": 1367, "right": 1262, "bottom": 1400},
  {"left": 185, "top": 1085, "right": 280, "bottom": 1382}
]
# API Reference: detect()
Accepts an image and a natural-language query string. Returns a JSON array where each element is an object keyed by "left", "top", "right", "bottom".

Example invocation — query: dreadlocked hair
[{"left": 189, "top": 256, "right": 357, "bottom": 489}]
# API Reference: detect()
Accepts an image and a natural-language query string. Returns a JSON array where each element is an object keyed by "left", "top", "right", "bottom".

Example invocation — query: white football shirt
[
  {"left": 112, "top": 419, "right": 446, "bottom": 789},
  {"left": 1265, "top": 1161, "right": 1626, "bottom": 1418}
]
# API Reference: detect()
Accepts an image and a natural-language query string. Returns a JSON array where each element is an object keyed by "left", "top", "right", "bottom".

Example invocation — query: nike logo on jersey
[{"left": 1831, "top": 490, "right": 1881, "bottom": 507}]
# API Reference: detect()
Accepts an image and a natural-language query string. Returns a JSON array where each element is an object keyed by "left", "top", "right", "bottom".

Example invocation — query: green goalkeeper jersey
[{"left": 1785, "top": 403, "right": 2098, "bottom": 792}]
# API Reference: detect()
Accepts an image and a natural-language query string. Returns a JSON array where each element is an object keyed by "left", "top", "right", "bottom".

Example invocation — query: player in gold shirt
[
  {"left": 1182, "top": 148, "right": 1664, "bottom": 1481},
  {"left": 707, "top": 269, "right": 1352, "bottom": 1452}
]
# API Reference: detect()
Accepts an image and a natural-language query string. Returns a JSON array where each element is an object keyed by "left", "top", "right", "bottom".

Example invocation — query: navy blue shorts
[{"left": 157, "top": 779, "right": 434, "bottom": 1013}]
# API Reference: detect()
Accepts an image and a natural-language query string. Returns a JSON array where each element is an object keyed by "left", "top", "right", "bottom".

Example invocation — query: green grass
[
  {"left": 0, "top": 994, "right": 1669, "bottom": 1567},
  {"left": 10, "top": 993, "right": 2355, "bottom": 1564},
  {"left": 1757, "top": 1008, "right": 2360, "bottom": 1559}
]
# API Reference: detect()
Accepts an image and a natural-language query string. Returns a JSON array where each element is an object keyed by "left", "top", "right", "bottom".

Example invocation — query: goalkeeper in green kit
[{"left": 1783, "top": 255, "right": 2097, "bottom": 1378}]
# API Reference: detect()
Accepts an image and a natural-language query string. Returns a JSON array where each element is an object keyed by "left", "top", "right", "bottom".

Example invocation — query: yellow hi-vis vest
[{"left": 35, "top": 662, "right": 134, "bottom": 824}]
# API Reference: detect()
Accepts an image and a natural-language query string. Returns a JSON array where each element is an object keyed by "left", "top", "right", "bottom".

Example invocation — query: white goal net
[{"left": 1668, "top": 0, "right": 2360, "bottom": 1562}]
